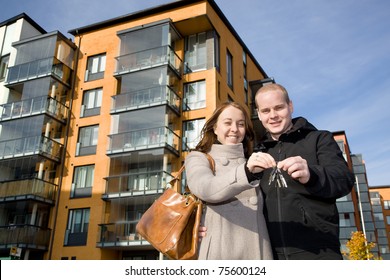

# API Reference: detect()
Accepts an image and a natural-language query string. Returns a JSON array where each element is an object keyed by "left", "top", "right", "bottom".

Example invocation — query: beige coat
[{"left": 185, "top": 144, "right": 273, "bottom": 260}]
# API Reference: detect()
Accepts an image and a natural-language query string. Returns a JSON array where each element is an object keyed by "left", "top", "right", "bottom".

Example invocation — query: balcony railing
[
  {"left": 0, "top": 225, "right": 51, "bottom": 249},
  {"left": 107, "top": 126, "right": 180, "bottom": 155},
  {"left": 5, "top": 57, "right": 72, "bottom": 86},
  {"left": 97, "top": 221, "right": 150, "bottom": 248},
  {"left": 0, "top": 96, "right": 68, "bottom": 122},
  {"left": 0, "top": 135, "right": 63, "bottom": 162},
  {"left": 111, "top": 85, "right": 180, "bottom": 114},
  {"left": 114, "top": 45, "right": 182, "bottom": 75},
  {"left": 0, "top": 178, "right": 57, "bottom": 203},
  {"left": 103, "top": 170, "right": 171, "bottom": 199}
]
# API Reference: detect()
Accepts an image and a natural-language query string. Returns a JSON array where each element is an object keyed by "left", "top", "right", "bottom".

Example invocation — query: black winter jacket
[{"left": 255, "top": 117, "right": 355, "bottom": 259}]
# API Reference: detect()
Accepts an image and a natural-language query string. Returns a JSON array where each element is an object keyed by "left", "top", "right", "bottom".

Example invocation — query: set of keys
[{"left": 268, "top": 164, "right": 288, "bottom": 188}]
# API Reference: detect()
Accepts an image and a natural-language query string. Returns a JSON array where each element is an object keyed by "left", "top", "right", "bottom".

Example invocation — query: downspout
[
  {"left": 355, "top": 175, "right": 370, "bottom": 260},
  {"left": 47, "top": 30, "right": 81, "bottom": 259}
]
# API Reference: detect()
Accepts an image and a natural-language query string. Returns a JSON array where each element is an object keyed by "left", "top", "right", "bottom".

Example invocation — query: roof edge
[{"left": 0, "top": 12, "right": 46, "bottom": 34}]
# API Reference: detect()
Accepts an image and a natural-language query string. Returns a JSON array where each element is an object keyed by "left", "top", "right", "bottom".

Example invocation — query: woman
[{"left": 185, "top": 101, "right": 272, "bottom": 260}]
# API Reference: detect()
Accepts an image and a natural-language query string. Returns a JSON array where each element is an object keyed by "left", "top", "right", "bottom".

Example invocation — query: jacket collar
[{"left": 258, "top": 117, "right": 317, "bottom": 150}]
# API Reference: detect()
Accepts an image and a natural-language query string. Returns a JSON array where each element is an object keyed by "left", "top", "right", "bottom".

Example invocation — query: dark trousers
[{"left": 275, "top": 248, "right": 343, "bottom": 260}]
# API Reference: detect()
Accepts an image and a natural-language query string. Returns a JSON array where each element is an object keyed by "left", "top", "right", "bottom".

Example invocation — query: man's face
[{"left": 256, "top": 89, "right": 293, "bottom": 140}]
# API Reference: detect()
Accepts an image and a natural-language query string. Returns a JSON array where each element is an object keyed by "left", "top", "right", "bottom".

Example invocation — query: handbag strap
[{"left": 168, "top": 153, "right": 215, "bottom": 192}]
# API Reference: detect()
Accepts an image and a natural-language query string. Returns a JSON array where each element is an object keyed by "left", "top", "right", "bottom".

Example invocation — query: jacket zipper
[{"left": 276, "top": 141, "right": 289, "bottom": 259}]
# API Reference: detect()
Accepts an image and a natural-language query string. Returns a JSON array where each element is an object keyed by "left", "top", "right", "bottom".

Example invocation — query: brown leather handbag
[{"left": 136, "top": 154, "right": 214, "bottom": 260}]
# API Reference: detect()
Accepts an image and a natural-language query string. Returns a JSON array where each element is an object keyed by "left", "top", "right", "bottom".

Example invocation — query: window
[
  {"left": 0, "top": 54, "right": 10, "bottom": 80},
  {"left": 384, "top": 200, "right": 390, "bottom": 210},
  {"left": 387, "top": 216, "right": 390, "bottom": 225},
  {"left": 185, "top": 32, "right": 206, "bottom": 72},
  {"left": 214, "top": 32, "right": 220, "bottom": 72},
  {"left": 183, "top": 80, "right": 206, "bottom": 111},
  {"left": 81, "top": 88, "right": 102, "bottom": 117},
  {"left": 243, "top": 51, "right": 248, "bottom": 94},
  {"left": 71, "top": 165, "right": 94, "bottom": 198},
  {"left": 64, "top": 208, "right": 90, "bottom": 246},
  {"left": 226, "top": 50, "right": 233, "bottom": 89},
  {"left": 76, "top": 125, "right": 98, "bottom": 156},
  {"left": 182, "top": 119, "right": 205, "bottom": 151},
  {"left": 373, "top": 213, "right": 384, "bottom": 222},
  {"left": 85, "top": 54, "right": 106, "bottom": 81},
  {"left": 339, "top": 213, "right": 355, "bottom": 227},
  {"left": 379, "top": 246, "right": 390, "bottom": 254}
]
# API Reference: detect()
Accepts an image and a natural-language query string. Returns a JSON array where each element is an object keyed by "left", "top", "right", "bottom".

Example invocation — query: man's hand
[{"left": 278, "top": 156, "right": 310, "bottom": 184}]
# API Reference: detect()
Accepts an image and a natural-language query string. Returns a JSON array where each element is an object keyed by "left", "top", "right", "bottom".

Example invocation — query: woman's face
[{"left": 214, "top": 105, "right": 246, "bottom": 145}]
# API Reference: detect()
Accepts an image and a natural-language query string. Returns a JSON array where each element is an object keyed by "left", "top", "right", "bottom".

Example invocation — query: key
[
  {"left": 268, "top": 166, "right": 278, "bottom": 185},
  {"left": 268, "top": 165, "right": 288, "bottom": 188}
]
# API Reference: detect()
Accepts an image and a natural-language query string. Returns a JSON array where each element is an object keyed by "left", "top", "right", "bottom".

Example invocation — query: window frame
[
  {"left": 71, "top": 165, "right": 95, "bottom": 198},
  {"left": 182, "top": 118, "right": 205, "bottom": 151},
  {"left": 81, "top": 88, "right": 103, "bottom": 117},
  {"left": 183, "top": 80, "right": 206, "bottom": 111},
  {"left": 226, "top": 49, "right": 233, "bottom": 89},
  {"left": 76, "top": 125, "right": 99, "bottom": 156},
  {"left": 85, "top": 53, "right": 106, "bottom": 81},
  {"left": 0, "top": 54, "right": 10, "bottom": 81},
  {"left": 64, "top": 208, "right": 90, "bottom": 246}
]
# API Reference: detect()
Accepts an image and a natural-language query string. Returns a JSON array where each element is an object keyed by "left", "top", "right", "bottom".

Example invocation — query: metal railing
[
  {"left": 114, "top": 45, "right": 182, "bottom": 75},
  {"left": 107, "top": 126, "right": 180, "bottom": 155},
  {"left": 0, "top": 178, "right": 57, "bottom": 202},
  {"left": 0, "top": 225, "right": 51, "bottom": 249},
  {"left": 0, "top": 96, "right": 68, "bottom": 122},
  {"left": 5, "top": 57, "right": 72, "bottom": 86},
  {"left": 0, "top": 135, "right": 63, "bottom": 162},
  {"left": 111, "top": 85, "right": 180, "bottom": 114}
]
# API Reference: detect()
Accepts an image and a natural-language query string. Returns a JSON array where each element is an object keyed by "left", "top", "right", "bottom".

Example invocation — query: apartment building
[
  {"left": 369, "top": 185, "right": 390, "bottom": 259},
  {"left": 0, "top": 14, "right": 76, "bottom": 259}
]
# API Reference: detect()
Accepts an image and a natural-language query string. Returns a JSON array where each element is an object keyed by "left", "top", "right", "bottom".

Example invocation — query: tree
[{"left": 342, "top": 231, "right": 379, "bottom": 260}]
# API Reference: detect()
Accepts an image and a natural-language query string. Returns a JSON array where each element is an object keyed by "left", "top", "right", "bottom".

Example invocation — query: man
[{"left": 246, "top": 83, "right": 355, "bottom": 259}]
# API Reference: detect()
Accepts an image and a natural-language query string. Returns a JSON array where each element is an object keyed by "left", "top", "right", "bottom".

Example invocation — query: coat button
[
  {"left": 249, "top": 196, "right": 258, "bottom": 205},
  {"left": 220, "top": 158, "right": 229, "bottom": 166}
]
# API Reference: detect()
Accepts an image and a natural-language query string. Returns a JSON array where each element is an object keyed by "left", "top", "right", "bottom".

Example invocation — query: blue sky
[{"left": 2, "top": 0, "right": 390, "bottom": 186}]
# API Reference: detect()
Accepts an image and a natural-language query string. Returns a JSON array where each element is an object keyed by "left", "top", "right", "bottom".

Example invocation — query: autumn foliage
[{"left": 343, "top": 231, "right": 378, "bottom": 260}]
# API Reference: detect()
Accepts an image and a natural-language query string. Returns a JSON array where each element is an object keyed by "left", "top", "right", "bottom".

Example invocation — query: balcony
[
  {"left": 97, "top": 222, "right": 150, "bottom": 248},
  {"left": 0, "top": 136, "right": 63, "bottom": 162},
  {"left": 114, "top": 45, "right": 182, "bottom": 76},
  {"left": 5, "top": 57, "right": 72, "bottom": 86},
  {"left": 0, "top": 225, "right": 51, "bottom": 250},
  {"left": 103, "top": 170, "right": 172, "bottom": 200},
  {"left": 0, "top": 96, "right": 68, "bottom": 122},
  {"left": 111, "top": 85, "right": 180, "bottom": 114},
  {"left": 0, "top": 178, "right": 57, "bottom": 203},
  {"left": 107, "top": 126, "right": 180, "bottom": 155}
]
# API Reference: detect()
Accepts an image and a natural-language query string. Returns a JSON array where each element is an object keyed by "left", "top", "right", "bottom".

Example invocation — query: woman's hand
[{"left": 247, "top": 152, "right": 276, "bottom": 173}]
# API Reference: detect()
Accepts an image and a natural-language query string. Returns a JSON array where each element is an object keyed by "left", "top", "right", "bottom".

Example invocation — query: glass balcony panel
[
  {"left": 111, "top": 86, "right": 179, "bottom": 113},
  {"left": 107, "top": 127, "right": 179, "bottom": 154},
  {"left": 0, "top": 136, "right": 63, "bottom": 161},
  {"left": 104, "top": 170, "right": 171, "bottom": 197},
  {"left": 0, "top": 178, "right": 57, "bottom": 202},
  {"left": 114, "top": 45, "right": 181, "bottom": 75},
  {"left": 5, "top": 57, "right": 72, "bottom": 86},
  {"left": 97, "top": 221, "right": 151, "bottom": 247},
  {"left": 0, "top": 225, "right": 51, "bottom": 248}
]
